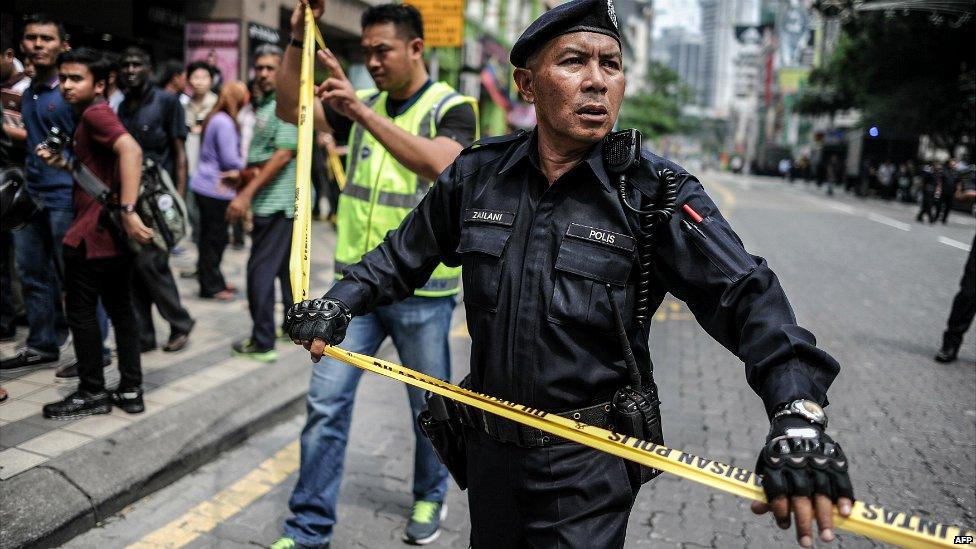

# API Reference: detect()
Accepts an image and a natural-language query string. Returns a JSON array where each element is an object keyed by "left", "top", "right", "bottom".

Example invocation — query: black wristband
[{"left": 289, "top": 36, "right": 304, "bottom": 48}]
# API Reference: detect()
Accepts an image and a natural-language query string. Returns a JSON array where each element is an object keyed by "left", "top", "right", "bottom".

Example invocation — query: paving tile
[
  {"left": 144, "top": 386, "right": 193, "bottom": 406},
  {"left": 18, "top": 385, "right": 74, "bottom": 405},
  {"left": 15, "top": 369, "right": 60, "bottom": 385},
  {"left": 18, "top": 429, "right": 94, "bottom": 457},
  {"left": 0, "top": 419, "right": 50, "bottom": 447},
  {"left": 0, "top": 379, "right": 47, "bottom": 398},
  {"left": 195, "top": 362, "right": 246, "bottom": 382},
  {"left": 167, "top": 372, "right": 224, "bottom": 394},
  {"left": 63, "top": 414, "right": 132, "bottom": 438},
  {"left": 0, "top": 399, "right": 43, "bottom": 422},
  {"left": 0, "top": 447, "right": 48, "bottom": 480}
]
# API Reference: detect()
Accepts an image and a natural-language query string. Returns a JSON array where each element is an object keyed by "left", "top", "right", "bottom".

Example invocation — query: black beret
[{"left": 510, "top": 0, "right": 621, "bottom": 68}]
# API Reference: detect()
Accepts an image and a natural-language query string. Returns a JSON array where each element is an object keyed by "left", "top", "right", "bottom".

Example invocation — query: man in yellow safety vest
[{"left": 275, "top": 2, "right": 478, "bottom": 547}]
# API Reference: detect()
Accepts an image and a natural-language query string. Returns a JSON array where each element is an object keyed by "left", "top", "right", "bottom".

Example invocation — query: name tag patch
[
  {"left": 465, "top": 209, "right": 515, "bottom": 226},
  {"left": 566, "top": 223, "right": 635, "bottom": 252}
]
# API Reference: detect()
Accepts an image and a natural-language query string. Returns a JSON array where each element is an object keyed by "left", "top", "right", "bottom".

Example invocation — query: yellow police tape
[
  {"left": 320, "top": 346, "right": 975, "bottom": 549},
  {"left": 290, "top": 6, "right": 974, "bottom": 548}
]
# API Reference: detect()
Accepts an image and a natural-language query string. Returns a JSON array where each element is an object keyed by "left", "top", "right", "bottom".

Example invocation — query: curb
[{"left": 0, "top": 347, "right": 310, "bottom": 549}]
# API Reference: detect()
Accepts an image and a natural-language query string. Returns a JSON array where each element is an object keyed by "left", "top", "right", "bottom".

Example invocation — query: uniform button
[
  {"left": 572, "top": 412, "right": 581, "bottom": 420},
  {"left": 541, "top": 436, "right": 550, "bottom": 444}
]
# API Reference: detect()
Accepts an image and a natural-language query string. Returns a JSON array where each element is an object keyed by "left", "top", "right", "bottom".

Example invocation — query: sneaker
[
  {"left": 268, "top": 537, "right": 324, "bottom": 549},
  {"left": 402, "top": 501, "right": 446, "bottom": 545},
  {"left": 110, "top": 387, "right": 145, "bottom": 414},
  {"left": 231, "top": 339, "right": 278, "bottom": 362},
  {"left": 42, "top": 389, "right": 111, "bottom": 419},
  {"left": 55, "top": 354, "right": 114, "bottom": 381},
  {"left": 0, "top": 348, "right": 59, "bottom": 375}
]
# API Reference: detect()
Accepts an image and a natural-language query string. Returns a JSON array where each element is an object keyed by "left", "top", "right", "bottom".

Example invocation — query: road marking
[
  {"left": 938, "top": 236, "right": 972, "bottom": 252},
  {"left": 707, "top": 177, "right": 737, "bottom": 212},
  {"left": 129, "top": 440, "right": 300, "bottom": 549},
  {"left": 866, "top": 213, "right": 911, "bottom": 232},
  {"left": 828, "top": 203, "right": 857, "bottom": 214}
]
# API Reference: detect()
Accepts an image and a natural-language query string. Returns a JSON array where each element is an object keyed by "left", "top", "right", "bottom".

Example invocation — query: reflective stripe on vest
[{"left": 334, "top": 83, "right": 477, "bottom": 297}]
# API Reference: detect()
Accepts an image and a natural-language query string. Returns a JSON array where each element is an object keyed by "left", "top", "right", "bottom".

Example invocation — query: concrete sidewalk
[{"left": 0, "top": 219, "right": 339, "bottom": 548}]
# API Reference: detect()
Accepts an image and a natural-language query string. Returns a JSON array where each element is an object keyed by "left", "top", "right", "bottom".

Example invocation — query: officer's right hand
[
  {"left": 284, "top": 297, "right": 352, "bottom": 363},
  {"left": 290, "top": 0, "right": 325, "bottom": 42}
]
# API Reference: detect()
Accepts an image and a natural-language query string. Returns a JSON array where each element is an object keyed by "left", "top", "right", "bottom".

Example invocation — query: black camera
[{"left": 42, "top": 126, "right": 70, "bottom": 155}]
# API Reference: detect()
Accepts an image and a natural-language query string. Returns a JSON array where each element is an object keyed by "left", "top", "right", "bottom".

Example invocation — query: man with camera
[{"left": 36, "top": 48, "right": 154, "bottom": 419}]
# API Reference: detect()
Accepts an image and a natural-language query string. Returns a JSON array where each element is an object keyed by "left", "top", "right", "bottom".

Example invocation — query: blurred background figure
[{"left": 189, "top": 80, "right": 248, "bottom": 301}]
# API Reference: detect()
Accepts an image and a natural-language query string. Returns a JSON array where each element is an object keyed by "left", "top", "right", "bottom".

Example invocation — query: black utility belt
[{"left": 456, "top": 399, "right": 612, "bottom": 448}]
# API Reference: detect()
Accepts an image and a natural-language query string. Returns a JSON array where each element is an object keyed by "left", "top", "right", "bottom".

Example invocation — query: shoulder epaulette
[{"left": 465, "top": 130, "right": 528, "bottom": 152}]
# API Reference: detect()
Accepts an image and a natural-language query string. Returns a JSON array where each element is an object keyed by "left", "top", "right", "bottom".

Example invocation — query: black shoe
[
  {"left": 141, "top": 342, "right": 158, "bottom": 353},
  {"left": 43, "top": 389, "right": 112, "bottom": 419},
  {"left": 110, "top": 387, "right": 145, "bottom": 414},
  {"left": 935, "top": 342, "right": 960, "bottom": 363},
  {"left": 0, "top": 348, "right": 59, "bottom": 375}
]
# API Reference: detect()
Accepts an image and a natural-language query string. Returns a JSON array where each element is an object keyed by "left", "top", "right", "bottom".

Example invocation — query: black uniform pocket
[
  {"left": 682, "top": 217, "right": 755, "bottom": 283},
  {"left": 457, "top": 226, "right": 512, "bottom": 312},
  {"left": 548, "top": 237, "right": 634, "bottom": 332}
]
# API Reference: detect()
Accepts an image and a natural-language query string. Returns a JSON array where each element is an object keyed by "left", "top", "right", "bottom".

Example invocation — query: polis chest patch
[
  {"left": 565, "top": 223, "right": 635, "bottom": 252},
  {"left": 465, "top": 209, "right": 515, "bottom": 226}
]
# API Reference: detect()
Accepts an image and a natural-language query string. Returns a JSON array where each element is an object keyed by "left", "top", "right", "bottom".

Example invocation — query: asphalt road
[{"left": 64, "top": 171, "right": 976, "bottom": 549}]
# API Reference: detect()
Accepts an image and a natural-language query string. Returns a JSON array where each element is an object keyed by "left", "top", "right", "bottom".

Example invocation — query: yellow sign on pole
[{"left": 406, "top": 0, "right": 465, "bottom": 48}]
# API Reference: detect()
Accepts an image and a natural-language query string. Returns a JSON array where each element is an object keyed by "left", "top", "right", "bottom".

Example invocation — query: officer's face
[
  {"left": 515, "top": 32, "right": 625, "bottom": 146},
  {"left": 361, "top": 22, "right": 423, "bottom": 93}
]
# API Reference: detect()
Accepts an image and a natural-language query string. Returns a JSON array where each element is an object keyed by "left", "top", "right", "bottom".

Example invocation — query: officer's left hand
[
  {"left": 751, "top": 417, "right": 854, "bottom": 547},
  {"left": 315, "top": 48, "right": 365, "bottom": 123}
]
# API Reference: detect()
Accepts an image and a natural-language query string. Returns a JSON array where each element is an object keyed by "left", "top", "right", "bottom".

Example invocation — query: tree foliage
[
  {"left": 797, "top": 12, "right": 975, "bottom": 150},
  {"left": 618, "top": 62, "right": 691, "bottom": 139}
]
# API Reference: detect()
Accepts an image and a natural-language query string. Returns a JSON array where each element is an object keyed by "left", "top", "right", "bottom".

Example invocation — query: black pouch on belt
[
  {"left": 610, "top": 382, "right": 665, "bottom": 484},
  {"left": 418, "top": 389, "right": 468, "bottom": 490}
]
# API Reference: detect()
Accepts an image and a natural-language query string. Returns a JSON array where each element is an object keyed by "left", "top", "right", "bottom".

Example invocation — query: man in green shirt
[{"left": 227, "top": 44, "right": 297, "bottom": 361}]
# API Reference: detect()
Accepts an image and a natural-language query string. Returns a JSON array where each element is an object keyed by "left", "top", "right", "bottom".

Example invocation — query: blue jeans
[
  {"left": 14, "top": 208, "right": 73, "bottom": 354},
  {"left": 284, "top": 295, "right": 455, "bottom": 546}
]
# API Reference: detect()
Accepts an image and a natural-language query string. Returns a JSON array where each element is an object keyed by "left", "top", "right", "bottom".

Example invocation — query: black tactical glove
[
  {"left": 756, "top": 416, "right": 854, "bottom": 504},
  {"left": 284, "top": 297, "right": 353, "bottom": 346}
]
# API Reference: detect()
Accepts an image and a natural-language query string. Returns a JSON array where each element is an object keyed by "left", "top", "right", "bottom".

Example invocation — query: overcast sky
[{"left": 653, "top": 0, "right": 701, "bottom": 36}]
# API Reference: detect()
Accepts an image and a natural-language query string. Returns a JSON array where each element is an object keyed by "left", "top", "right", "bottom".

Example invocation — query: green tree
[
  {"left": 618, "top": 62, "right": 691, "bottom": 139},
  {"left": 797, "top": 11, "right": 975, "bottom": 151}
]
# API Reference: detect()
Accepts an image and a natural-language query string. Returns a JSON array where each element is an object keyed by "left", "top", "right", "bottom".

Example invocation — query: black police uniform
[{"left": 324, "top": 130, "right": 841, "bottom": 546}]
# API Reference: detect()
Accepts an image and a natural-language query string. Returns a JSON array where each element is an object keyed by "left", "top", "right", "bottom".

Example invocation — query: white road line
[
  {"left": 938, "top": 236, "right": 972, "bottom": 252},
  {"left": 828, "top": 203, "right": 857, "bottom": 214},
  {"left": 866, "top": 213, "right": 911, "bottom": 232}
]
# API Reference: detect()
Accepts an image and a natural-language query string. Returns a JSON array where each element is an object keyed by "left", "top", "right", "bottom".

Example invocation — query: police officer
[{"left": 285, "top": 0, "right": 854, "bottom": 547}]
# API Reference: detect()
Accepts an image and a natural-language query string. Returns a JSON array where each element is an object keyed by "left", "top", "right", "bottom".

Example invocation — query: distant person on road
[
  {"left": 826, "top": 154, "right": 842, "bottom": 196},
  {"left": 916, "top": 163, "right": 940, "bottom": 223},
  {"left": 933, "top": 160, "right": 958, "bottom": 224}
]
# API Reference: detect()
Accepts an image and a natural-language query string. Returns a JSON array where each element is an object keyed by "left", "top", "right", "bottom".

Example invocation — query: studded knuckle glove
[
  {"left": 284, "top": 297, "right": 352, "bottom": 346},
  {"left": 756, "top": 417, "right": 854, "bottom": 502}
]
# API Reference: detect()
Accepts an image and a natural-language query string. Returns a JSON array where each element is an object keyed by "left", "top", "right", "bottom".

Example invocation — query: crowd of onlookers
[
  {"left": 780, "top": 153, "right": 976, "bottom": 223},
  {"left": 0, "top": 13, "right": 343, "bottom": 412}
]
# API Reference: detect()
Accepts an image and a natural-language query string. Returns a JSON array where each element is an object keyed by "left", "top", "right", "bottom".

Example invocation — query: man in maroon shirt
[{"left": 36, "top": 48, "right": 154, "bottom": 419}]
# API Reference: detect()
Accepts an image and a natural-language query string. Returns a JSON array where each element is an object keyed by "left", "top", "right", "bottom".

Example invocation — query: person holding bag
[{"left": 189, "top": 80, "right": 248, "bottom": 300}]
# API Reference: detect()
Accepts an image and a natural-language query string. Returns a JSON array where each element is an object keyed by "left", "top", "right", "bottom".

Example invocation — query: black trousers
[
  {"left": 465, "top": 430, "right": 639, "bottom": 548},
  {"left": 133, "top": 246, "right": 194, "bottom": 347},
  {"left": 934, "top": 195, "right": 954, "bottom": 223},
  {"left": 247, "top": 213, "right": 293, "bottom": 350},
  {"left": 0, "top": 230, "right": 18, "bottom": 333},
  {"left": 194, "top": 192, "right": 231, "bottom": 297},
  {"left": 944, "top": 235, "right": 976, "bottom": 347},
  {"left": 64, "top": 246, "right": 141, "bottom": 392}
]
